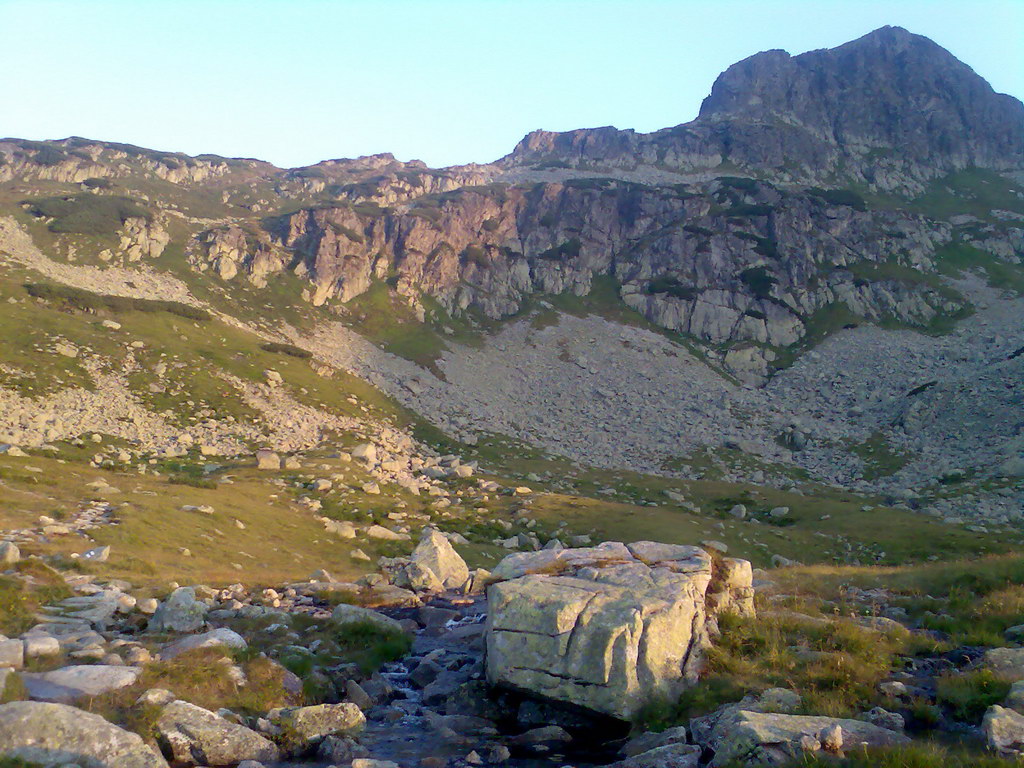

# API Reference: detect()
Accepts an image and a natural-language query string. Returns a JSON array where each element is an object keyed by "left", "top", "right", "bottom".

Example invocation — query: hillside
[{"left": 0, "top": 25, "right": 1022, "bottom": 768}]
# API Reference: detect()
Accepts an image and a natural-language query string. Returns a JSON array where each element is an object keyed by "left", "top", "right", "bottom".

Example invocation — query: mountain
[
  {"left": 1, "top": 26, "right": 1024, "bottom": 768},
  {"left": 504, "top": 26, "right": 1024, "bottom": 192},
  {"left": 0, "top": 26, "right": 1021, "bottom": 502}
]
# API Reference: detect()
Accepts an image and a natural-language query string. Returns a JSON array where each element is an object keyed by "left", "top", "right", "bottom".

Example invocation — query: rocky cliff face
[
  {"left": 190, "top": 175, "right": 969, "bottom": 381},
  {"left": 503, "top": 27, "right": 1024, "bottom": 193},
  {"left": 3, "top": 27, "right": 1022, "bottom": 386}
]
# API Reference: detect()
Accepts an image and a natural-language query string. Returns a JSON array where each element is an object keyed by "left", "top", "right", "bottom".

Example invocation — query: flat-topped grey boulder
[
  {"left": 609, "top": 743, "right": 702, "bottom": 768},
  {"left": 331, "top": 603, "right": 405, "bottom": 633},
  {"left": 0, "top": 700, "right": 168, "bottom": 767},
  {"left": 485, "top": 541, "right": 754, "bottom": 720},
  {"left": 157, "top": 700, "right": 280, "bottom": 766},
  {"left": 22, "top": 664, "right": 141, "bottom": 703},
  {"left": 698, "top": 709, "right": 909, "bottom": 766},
  {"left": 983, "top": 648, "right": 1024, "bottom": 681},
  {"left": 160, "top": 627, "right": 247, "bottom": 660}
]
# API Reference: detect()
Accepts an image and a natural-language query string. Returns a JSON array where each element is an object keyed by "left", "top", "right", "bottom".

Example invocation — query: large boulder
[
  {"left": 159, "top": 628, "right": 247, "bottom": 660},
  {"left": 267, "top": 702, "right": 366, "bottom": 753},
  {"left": 331, "top": 603, "right": 405, "bottom": 633},
  {"left": 697, "top": 709, "right": 909, "bottom": 766},
  {"left": 485, "top": 541, "right": 754, "bottom": 720},
  {"left": 409, "top": 528, "right": 470, "bottom": 591},
  {"left": 149, "top": 587, "right": 208, "bottom": 633},
  {"left": 609, "top": 743, "right": 702, "bottom": 768},
  {"left": 984, "top": 705, "right": 1024, "bottom": 756},
  {"left": 983, "top": 648, "right": 1024, "bottom": 681},
  {"left": 22, "top": 664, "right": 141, "bottom": 703},
  {"left": 0, "top": 700, "right": 168, "bottom": 767},
  {"left": 156, "top": 700, "right": 279, "bottom": 766}
]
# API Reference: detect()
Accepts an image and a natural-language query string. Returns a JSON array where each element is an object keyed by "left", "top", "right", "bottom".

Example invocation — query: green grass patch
[
  {"left": 0, "top": 561, "right": 72, "bottom": 635},
  {"left": 936, "top": 668, "right": 1011, "bottom": 723},
  {"left": 260, "top": 341, "right": 312, "bottom": 359},
  {"left": 24, "top": 193, "right": 151, "bottom": 235},
  {"left": 936, "top": 242, "right": 1024, "bottom": 296},
  {"left": 26, "top": 282, "right": 210, "bottom": 321},
  {"left": 847, "top": 432, "right": 913, "bottom": 482}
]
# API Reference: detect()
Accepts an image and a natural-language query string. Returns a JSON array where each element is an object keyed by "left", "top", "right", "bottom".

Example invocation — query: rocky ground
[
  {"left": 299, "top": 273, "right": 1024, "bottom": 525},
  {"left": 5, "top": 531, "right": 1024, "bottom": 767}
]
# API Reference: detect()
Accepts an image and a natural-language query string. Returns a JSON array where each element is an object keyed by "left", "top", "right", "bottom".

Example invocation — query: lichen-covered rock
[
  {"left": 984, "top": 705, "right": 1024, "bottom": 757},
  {"left": 331, "top": 603, "right": 405, "bottom": 633},
  {"left": 267, "top": 702, "right": 366, "bottom": 753},
  {"left": 149, "top": 587, "right": 207, "bottom": 633},
  {"left": 22, "top": 664, "right": 141, "bottom": 703},
  {"left": 396, "top": 527, "right": 470, "bottom": 592},
  {"left": 697, "top": 709, "right": 909, "bottom": 766},
  {"left": 156, "top": 700, "right": 279, "bottom": 766},
  {"left": 159, "top": 627, "right": 247, "bottom": 660},
  {"left": 983, "top": 647, "right": 1024, "bottom": 681},
  {"left": 609, "top": 743, "right": 702, "bottom": 768},
  {"left": 484, "top": 541, "right": 753, "bottom": 719},
  {"left": 0, "top": 700, "right": 168, "bottom": 767}
]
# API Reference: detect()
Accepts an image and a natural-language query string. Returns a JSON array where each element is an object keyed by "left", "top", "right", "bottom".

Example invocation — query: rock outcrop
[
  {"left": 0, "top": 700, "right": 168, "bottom": 768},
  {"left": 696, "top": 709, "right": 910, "bottom": 766},
  {"left": 503, "top": 27, "right": 1024, "bottom": 193},
  {"left": 156, "top": 699, "right": 280, "bottom": 766},
  {"left": 484, "top": 541, "right": 754, "bottom": 720}
]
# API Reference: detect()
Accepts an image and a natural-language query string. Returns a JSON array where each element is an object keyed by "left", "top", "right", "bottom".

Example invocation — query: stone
[
  {"left": 609, "top": 743, "right": 702, "bottom": 768},
  {"left": 985, "top": 705, "right": 1024, "bottom": 756},
  {"left": 267, "top": 703, "right": 365, "bottom": 751},
  {"left": 0, "top": 700, "right": 168, "bottom": 767},
  {"left": 351, "top": 443, "right": 377, "bottom": 464},
  {"left": 331, "top": 603, "right": 405, "bottom": 634},
  {"left": 317, "top": 734, "right": 369, "bottom": 763},
  {"left": 346, "top": 678, "right": 374, "bottom": 710},
  {"left": 485, "top": 541, "right": 752, "bottom": 719},
  {"left": 325, "top": 519, "right": 357, "bottom": 537},
  {"left": 160, "top": 628, "right": 247, "bottom": 660},
  {"left": 138, "top": 688, "right": 177, "bottom": 706},
  {"left": 0, "top": 541, "right": 20, "bottom": 564},
  {"left": 137, "top": 597, "right": 159, "bottom": 614},
  {"left": 621, "top": 725, "right": 690, "bottom": 757},
  {"left": 697, "top": 710, "right": 909, "bottom": 766},
  {"left": 157, "top": 700, "right": 280, "bottom": 766},
  {"left": 510, "top": 725, "right": 572, "bottom": 745},
  {"left": 255, "top": 449, "right": 281, "bottom": 470},
  {"left": 1007, "top": 681, "right": 1024, "bottom": 714},
  {"left": 859, "top": 706, "right": 904, "bottom": 731},
  {"left": 22, "top": 665, "right": 141, "bottom": 702},
  {"left": 985, "top": 648, "right": 1024, "bottom": 681},
  {"left": 82, "top": 545, "right": 111, "bottom": 562},
  {"left": 23, "top": 634, "right": 61, "bottom": 658},
  {"left": 728, "top": 504, "right": 747, "bottom": 519},
  {"left": 819, "top": 723, "right": 843, "bottom": 752},
  {"left": 408, "top": 527, "right": 470, "bottom": 591},
  {"left": 366, "top": 524, "right": 406, "bottom": 540},
  {"left": 149, "top": 586, "right": 207, "bottom": 633},
  {"left": 0, "top": 639, "right": 24, "bottom": 669}
]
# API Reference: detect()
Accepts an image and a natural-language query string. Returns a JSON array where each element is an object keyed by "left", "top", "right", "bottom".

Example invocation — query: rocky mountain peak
[
  {"left": 698, "top": 26, "right": 1023, "bottom": 170},
  {"left": 502, "top": 28, "right": 1023, "bottom": 190}
]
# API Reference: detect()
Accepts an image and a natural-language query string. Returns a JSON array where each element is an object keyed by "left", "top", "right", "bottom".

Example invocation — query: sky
[{"left": 1, "top": 0, "right": 1021, "bottom": 169}]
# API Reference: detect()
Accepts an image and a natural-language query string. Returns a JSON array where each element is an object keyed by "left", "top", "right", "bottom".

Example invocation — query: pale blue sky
[{"left": 1, "top": 0, "right": 1021, "bottom": 169}]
